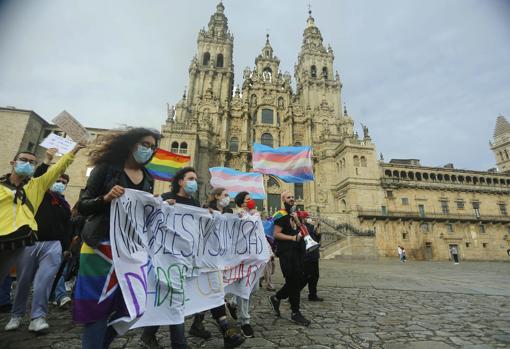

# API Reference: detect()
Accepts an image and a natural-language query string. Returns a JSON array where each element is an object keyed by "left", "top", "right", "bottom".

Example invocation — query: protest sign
[
  {"left": 108, "top": 190, "right": 269, "bottom": 331},
  {"left": 52, "top": 110, "right": 89, "bottom": 144},
  {"left": 39, "top": 133, "right": 76, "bottom": 155}
]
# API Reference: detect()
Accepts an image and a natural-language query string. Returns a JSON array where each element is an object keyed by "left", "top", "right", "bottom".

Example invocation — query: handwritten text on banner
[{"left": 109, "top": 190, "right": 269, "bottom": 331}]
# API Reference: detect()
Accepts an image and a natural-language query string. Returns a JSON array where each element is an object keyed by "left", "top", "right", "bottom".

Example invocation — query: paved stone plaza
[{"left": 1, "top": 258, "right": 509, "bottom": 349}]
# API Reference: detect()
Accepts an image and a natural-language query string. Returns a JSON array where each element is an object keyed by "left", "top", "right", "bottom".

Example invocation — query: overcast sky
[{"left": 0, "top": 0, "right": 509, "bottom": 171}]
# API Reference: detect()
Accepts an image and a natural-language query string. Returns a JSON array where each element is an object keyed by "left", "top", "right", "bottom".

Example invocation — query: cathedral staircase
[{"left": 318, "top": 218, "right": 377, "bottom": 259}]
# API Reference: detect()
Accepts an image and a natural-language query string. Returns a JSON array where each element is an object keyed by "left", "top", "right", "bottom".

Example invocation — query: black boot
[
  {"left": 189, "top": 313, "right": 211, "bottom": 339},
  {"left": 220, "top": 324, "right": 245, "bottom": 349}
]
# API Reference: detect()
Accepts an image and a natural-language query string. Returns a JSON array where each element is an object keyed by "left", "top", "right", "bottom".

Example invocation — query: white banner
[{"left": 109, "top": 190, "right": 269, "bottom": 331}]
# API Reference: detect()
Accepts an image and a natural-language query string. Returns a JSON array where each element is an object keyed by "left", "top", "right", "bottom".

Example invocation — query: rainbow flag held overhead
[
  {"left": 209, "top": 167, "right": 266, "bottom": 200},
  {"left": 146, "top": 148, "right": 191, "bottom": 182},
  {"left": 252, "top": 143, "right": 314, "bottom": 183}
]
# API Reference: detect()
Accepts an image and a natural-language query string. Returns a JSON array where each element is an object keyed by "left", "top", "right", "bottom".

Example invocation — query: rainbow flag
[
  {"left": 272, "top": 209, "right": 288, "bottom": 221},
  {"left": 146, "top": 148, "right": 191, "bottom": 182},
  {"left": 73, "top": 242, "right": 126, "bottom": 324},
  {"left": 209, "top": 167, "right": 266, "bottom": 200},
  {"left": 252, "top": 143, "right": 314, "bottom": 183}
]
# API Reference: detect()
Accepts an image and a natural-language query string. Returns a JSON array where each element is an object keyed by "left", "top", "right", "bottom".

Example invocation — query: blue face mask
[
  {"left": 184, "top": 180, "right": 198, "bottom": 195},
  {"left": 14, "top": 161, "right": 35, "bottom": 177},
  {"left": 50, "top": 182, "right": 66, "bottom": 194},
  {"left": 133, "top": 145, "right": 154, "bottom": 164}
]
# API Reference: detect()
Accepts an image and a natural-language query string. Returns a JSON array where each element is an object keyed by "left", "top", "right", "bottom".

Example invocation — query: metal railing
[{"left": 357, "top": 209, "right": 510, "bottom": 223}]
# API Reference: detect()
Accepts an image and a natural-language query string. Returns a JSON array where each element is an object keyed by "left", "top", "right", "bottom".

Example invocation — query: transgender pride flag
[
  {"left": 252, "top": 143, "right": 314, "bottom": 183},
  {"left": 209, "top": 167, "right": 266, "bottom": 200}
]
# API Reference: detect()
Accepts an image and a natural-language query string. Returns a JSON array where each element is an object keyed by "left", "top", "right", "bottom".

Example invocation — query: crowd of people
[{"left": 0, "top": 127, "right": 325, "bottom": 349}]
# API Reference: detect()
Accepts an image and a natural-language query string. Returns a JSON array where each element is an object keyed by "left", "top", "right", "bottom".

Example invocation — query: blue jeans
[
  {"left": 82, "top": 319, "right": 117, "bottom": 349},
  {"left": 53, "top": 262, "right": 69, "bottom": 303},
  {"left": 12, "top": 241, "right": 61, "bottom": 319},
  {"left": 142, "top": 324, "right": 187, "bottom": 349},
  {"left": 0, "top": 276, "right": 14, "bottom": 306}
]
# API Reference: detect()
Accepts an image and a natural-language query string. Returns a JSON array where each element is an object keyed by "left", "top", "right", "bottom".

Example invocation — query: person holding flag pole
[{"left": 268, "top": 191, "right": 312, "bottom": 326}]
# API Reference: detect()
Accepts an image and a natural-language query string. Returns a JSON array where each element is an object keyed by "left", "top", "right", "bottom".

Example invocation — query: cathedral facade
[
  {"left": 156, "top": 3, "right": 510, "bottom": 261},
  {"left": 156, "top": 2, "right": 369, "bottom": 218}
]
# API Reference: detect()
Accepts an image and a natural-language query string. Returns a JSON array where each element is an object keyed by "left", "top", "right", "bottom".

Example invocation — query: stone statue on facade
[
  {"left": 361, "top": 123, "right": 369, "bottom": 139},
  {"left": 166, "top": 103, "right": 175, "bottom": 122}
]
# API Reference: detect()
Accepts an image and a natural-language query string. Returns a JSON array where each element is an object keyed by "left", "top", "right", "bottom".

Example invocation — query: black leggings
[
  {"left": 275, "top": 248, "right": 306, "bottom": 313},
  {"left": 303, "top": 260, "right": 319, "bottom": 297}
]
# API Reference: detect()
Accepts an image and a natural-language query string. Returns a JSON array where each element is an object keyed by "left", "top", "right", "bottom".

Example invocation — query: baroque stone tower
[
  {"left": 490, "top": 115, "right": 510, "bottom": 173},
  {"left": 158, "top": 3, "right": 381, "bottom": 224}
]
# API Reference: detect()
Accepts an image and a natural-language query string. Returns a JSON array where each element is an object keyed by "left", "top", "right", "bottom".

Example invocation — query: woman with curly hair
[{"left": 71, "top": 128, "right": 186, "bottom": 348}]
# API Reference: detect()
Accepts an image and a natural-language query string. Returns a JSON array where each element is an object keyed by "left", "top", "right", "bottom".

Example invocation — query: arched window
[
  {"left": 179, "top": 142, "right": 188, "bottom": 154},
  {"left": 277, "top": 97, "right": 284, "bottom": 109},
  {"left": 202, "top": 52, "right": 210, "bottom": 66},
  {"left": 216, "top": 54, "right": 224, "bottom": 67},
  {"left": 353, "top": 156, "right": 360, "bottom": 167},
  {"left": 229, "top": 137, "right": 239, "bottom": 152},
  {"left": 322, "top": 67, "right": 328, "bottom": 79},
  {"left": 262, "top": 67, "right": 272, "bottom": 82},
  {"left": 294, "top": 183, "right": 304, "bottom": 200},
  {"left": 267, "top": 176, "right": 279, "bottom": 188},
  {"left": 261, "top": 133, "right": 273, "bottom": 147},
  {"left": 311, "top": 65, "right": 317, "bottom": 78},
  {"left": 385, "top": 170, "right": 392, "bottom": 177},
  {"left": 171, "top": 141, "right": 179, "bottom": 153},
  {"left": 360, "top": 156, "right": 367, "bottom": 167},
  {"left": 261, "top": 109, "right": 274, "bottom": 124},
  {"left": 294, "top": 142, "right": 302, "bottom": 146}
]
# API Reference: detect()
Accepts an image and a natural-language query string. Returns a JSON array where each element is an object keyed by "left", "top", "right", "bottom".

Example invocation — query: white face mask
[
  {"left": 218, "top": 196, "right": 230, "bottom": 208},
  {"left": 306, "top": 218, "right": 312, "bottom": 224}
]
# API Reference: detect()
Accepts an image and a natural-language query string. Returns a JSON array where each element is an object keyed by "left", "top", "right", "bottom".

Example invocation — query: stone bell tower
[
  {"left": 491, "top": 115, "right": 510, "bottom": 173},
  {"left": 158, "top": 2, "right": 235, "bottom": 199},
  {"left": 294, "top": 10, "right": 342, "bottom": 116},
  {"left": 184, "top": 1, "right": 234, "bottom": 111}
]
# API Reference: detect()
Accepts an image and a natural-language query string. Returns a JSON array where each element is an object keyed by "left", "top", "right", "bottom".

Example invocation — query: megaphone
[
  {"left": 299, "top": 224, "right": 320, "bottom": 253},
  {"left": 290, "top": 207, "right": 319, "bottom": 252}
]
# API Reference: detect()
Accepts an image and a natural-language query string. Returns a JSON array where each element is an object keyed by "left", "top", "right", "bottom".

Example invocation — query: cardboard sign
[{"left": 52, "top": 111, "right": 89, "bottom": 144}]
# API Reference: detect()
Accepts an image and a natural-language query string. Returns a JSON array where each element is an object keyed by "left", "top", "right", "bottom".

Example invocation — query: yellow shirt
[{"left": 0, "top": 152, "right": 75, "bottom": 237}]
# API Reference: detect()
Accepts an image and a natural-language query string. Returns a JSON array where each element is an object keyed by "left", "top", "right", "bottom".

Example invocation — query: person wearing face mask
[
  {"left": 5, "top": 146, "right": 73, "bottom": 333},
  {"left": 72, "top": 128, "right": 169, "bottom": 349},
  {"left": 299, "top": 212, "right": 323, "bottom": 302},
  {"left": 268, "top": 191, "right": 311, "bottom": 326},
  {"left": 224, "top": 191, "right": 260, "bottom": 338},
  {"left": 0, "top": 144, "right": 83, "bottom": 322},
  {"left": 149, "top": 168, "right": 244, "bottom": 349},
  {"left": 208, "top": 187, "right": 233, "bottom": 214}
]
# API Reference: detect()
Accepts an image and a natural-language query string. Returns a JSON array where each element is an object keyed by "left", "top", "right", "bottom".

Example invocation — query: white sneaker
[
  {"left": 59, "top": 296, "right": 72, "bottom": 307},
  {"left": 5, "top": 316, "right": 22, "bottom": 331},
  {"left": 28, "top": 317, "right": 49, "bottom": 332}
]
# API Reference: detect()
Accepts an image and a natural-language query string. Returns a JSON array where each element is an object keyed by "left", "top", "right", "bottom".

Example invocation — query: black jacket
[
  {"left": 78, "top": 163, "right": 154, "bottom": 215},
  {"left": 33, "top": 164, "right": 72, "bottom": 250},
  {"left": 77, "top": 163, "right": 154, "bottom": 238}
]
